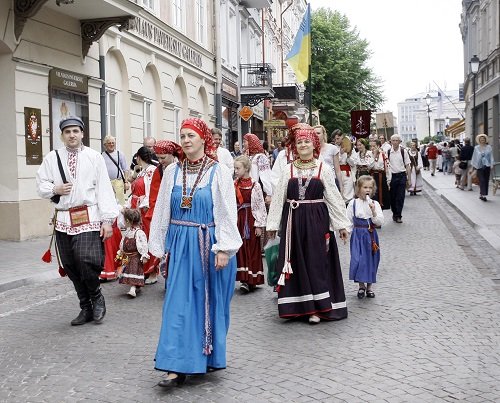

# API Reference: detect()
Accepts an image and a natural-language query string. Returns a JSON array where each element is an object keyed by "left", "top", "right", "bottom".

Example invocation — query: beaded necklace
[
  {"left": 180, "top": 156, "right": 209, "bottom": 209},
  {"left": 294, "top": 160, "right": 315, "bottom": 200},
  {"left": 293, "top": 158, "right": 316, "bottom": 170}
]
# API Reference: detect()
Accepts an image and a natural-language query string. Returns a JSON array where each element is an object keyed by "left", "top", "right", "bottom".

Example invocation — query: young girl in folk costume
[
  {"left": 369, "top": 139, "right": 391, "bottom": 210},
  {"left": 233, "top": 155, "right": 267, "bottom": 293},
  {"left": 267, "top": 126, "right": 350, "bottom": 324},
  {"left": 407, "top": 141, "right": 423, "bottom": 195},
  {"left": 116, "top": 208, "right": 149, "bottom": 298},
  {"left": 347, "top": 176, "right": 384, "bottom": 299}
]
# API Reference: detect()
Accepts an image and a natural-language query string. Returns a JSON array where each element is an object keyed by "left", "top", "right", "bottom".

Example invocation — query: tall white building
[{"left": 397, "top": 90, "right": 465, "bottom": 143}]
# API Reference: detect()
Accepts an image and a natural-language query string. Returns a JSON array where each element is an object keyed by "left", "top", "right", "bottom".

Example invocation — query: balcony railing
[{"left": 240, "top": 63, "right": 275, "bottom": 106}]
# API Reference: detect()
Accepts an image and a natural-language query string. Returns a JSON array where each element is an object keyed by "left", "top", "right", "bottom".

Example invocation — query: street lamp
[
  {"left": 425, "top": 93, "right": 431, "bottom": 139},
  {"left": 469, "top": 54, "right": 480, "bottom": 145}
]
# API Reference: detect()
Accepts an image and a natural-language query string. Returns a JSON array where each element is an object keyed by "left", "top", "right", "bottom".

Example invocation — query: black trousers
[
  {"left": 477, "top": 166, "right": 491, "bottom": 196},
  {"left": 390, "top": 172, "right": 407, "bottom": 219},
  {"left": 56, "top": 231, "right": 105, "bottom": 308}
]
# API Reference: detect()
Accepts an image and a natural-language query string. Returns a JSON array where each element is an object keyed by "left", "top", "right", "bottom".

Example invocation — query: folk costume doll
[
  {"left": 347, "top": 176, "right": 384, "bottom": 299},
  {"left": 266, "top": 127, "right": 350, "bottom": 324},
  {"left": 149, "top": 117, "right": 242, "bottom": 387},
  {"left": 233, "top": 155, "right": 267, "bottom": 293}
]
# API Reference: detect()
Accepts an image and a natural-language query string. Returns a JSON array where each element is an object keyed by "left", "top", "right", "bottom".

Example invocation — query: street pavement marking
[{"left": 0, "top": 290, "right": 74, "bottom": 318}]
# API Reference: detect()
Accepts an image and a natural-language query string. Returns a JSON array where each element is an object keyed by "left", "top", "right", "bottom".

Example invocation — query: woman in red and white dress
[{"left": 127, "top": 146, "right": 157, "bottom": 282}]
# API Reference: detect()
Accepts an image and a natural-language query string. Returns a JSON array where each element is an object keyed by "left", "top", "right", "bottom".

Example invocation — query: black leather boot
[
  {"left": 71, "top": 306, "right": 94, "bottom": 326},
  {"left": 90, "top": 289, "right": 106, "bottom": 324}
]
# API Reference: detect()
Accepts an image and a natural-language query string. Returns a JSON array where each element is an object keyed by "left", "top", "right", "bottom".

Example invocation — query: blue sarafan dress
[
  {"left": 152, "top": 163, "right": 241, "bottom": 375},
  {"left": 348, "top": 198, "right": 382, "bottom": 284}
]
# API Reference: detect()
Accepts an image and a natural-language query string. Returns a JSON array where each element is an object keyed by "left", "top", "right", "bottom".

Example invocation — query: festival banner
[{"left": 350, "top": 110, "right": 371, "bottom": 139}]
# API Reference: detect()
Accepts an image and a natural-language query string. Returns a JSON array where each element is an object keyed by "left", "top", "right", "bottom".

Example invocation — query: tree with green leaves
[{"left": 310, "top": 8, "right": 384, "bottom": 136}]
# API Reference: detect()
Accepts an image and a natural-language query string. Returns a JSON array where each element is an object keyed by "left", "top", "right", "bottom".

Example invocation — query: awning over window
[{"left": 445, "top": 119, "right": 465, "bottom": 138}]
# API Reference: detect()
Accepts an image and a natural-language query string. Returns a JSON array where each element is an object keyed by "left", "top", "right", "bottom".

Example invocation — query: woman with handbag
[{"left": 471, "top": 134, "right": 495, "bottom": 201}]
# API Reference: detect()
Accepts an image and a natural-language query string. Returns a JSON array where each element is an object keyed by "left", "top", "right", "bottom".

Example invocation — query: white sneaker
[
  {"left": 127, "top": 287, "right": 136, "bottom": 298},
  {"left": 145, "top": 276, "right": 158, "bottom": 285},
  {"left": 308, "top": 315, "right": 320, "bottom": 324}
]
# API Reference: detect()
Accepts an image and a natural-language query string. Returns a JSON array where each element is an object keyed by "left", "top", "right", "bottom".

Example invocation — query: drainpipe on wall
[
  {"left": 99, "top": 39, "right": 106, "bottom": 149},
  {"left": 214, "top": 0, "right": 222, "bottom": 129}
]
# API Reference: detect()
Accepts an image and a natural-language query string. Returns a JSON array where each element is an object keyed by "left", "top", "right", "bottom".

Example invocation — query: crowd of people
[
  {"left": 39, "top": 115, "right": 496, "bottom": 390},
  {"left": 420, "top": 135, "right": 495, "bottom": 201}
]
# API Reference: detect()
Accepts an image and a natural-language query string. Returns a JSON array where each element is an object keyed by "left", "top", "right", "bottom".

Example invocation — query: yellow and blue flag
[{"left": 285, "top": 4, "right": 311, "bottom": 84}]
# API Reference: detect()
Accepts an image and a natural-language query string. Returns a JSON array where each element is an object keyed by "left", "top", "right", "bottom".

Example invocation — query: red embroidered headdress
[
  {"left": 243, "top": 133, "right": 264, "bottom": 156},
  {"left": 153, "top": 140, "right": 183, "bottom": 160},
  {"left": 180, "top": 118, "right": 217, "bottom": 161},
  {"left": 291, "top": 127, "right": 320, "bottom": 159}
]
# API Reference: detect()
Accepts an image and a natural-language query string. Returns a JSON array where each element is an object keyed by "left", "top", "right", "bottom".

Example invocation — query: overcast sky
[{"left": 309, "top": 0, "right": 465, "bottom": 116}]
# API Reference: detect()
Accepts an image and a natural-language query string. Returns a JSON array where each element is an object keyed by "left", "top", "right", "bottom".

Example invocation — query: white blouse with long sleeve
[
  {"left": 371, "top": 151, "right": 392, "bottom": 183},
  {"left": 250, "top": 181, "right": 267, "bottom": 228},
  {"left": 250, "top": 153, "right": 273, "bottom": 196},
  {"left": 346, "top": 197, "right": 384, "bottom": 233},
  {"left": 149, "top": 162, "right": 242, "bottom": 258},
  {"left": 36, "top": 146, "right": 119, "bottom": 234},
  {"left": 266, "top": 161, "right": 350, "bottom": 233},
  {"left": 271, "top": 148, "right": 294, "bottom": 191}
]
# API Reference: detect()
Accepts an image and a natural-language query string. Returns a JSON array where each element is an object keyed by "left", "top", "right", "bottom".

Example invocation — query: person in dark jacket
[{"left": 459, "top": 138, "right": 474, "bottom": 190}]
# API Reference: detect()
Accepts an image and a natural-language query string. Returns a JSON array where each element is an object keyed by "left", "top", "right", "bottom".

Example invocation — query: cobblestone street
[{"left": 1, "top": 189, "right": 499, "bottom": 402}]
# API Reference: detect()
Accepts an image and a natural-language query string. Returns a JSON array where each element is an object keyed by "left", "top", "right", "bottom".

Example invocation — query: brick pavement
[{"left": 1, "top": 189, "right": 500, "bottom": 402}]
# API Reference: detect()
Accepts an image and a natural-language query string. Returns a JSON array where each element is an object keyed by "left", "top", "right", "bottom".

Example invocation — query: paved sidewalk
[
  {"left": 0, "top": 236, "right": 60, "bottom": 293},
  {"left": 421, "top": 169, "right": 500, "bottom": 252}
]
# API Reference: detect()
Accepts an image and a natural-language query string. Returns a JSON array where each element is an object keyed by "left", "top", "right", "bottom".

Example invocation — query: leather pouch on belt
[{"left": 69, "top": 205, "right": 90, "bottom": 227}]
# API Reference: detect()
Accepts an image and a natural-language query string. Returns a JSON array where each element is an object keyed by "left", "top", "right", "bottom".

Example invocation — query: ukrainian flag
[{"left": 285, "top": 4, "right": 311, "bottom": 84}]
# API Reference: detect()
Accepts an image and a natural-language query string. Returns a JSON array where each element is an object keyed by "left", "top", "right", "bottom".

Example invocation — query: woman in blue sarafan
[{"left": 149, "top": 117, "right": 242, "bottom": 388}]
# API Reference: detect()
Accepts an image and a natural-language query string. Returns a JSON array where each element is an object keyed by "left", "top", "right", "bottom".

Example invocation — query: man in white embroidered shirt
[
  {"left": 387, "top": 134, "right": 411, "bottom": 223},
  {"left": 36, "top": 117, "right": 119, "bottom": 326}
]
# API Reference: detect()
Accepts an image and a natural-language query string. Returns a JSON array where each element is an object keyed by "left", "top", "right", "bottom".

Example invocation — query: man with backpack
[{"left": 387, "top": 134, "right": 411, "bottom": 223}]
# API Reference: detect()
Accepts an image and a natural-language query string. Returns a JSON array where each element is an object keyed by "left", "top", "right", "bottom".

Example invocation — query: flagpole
[{"left": 308, "top": 63, "right": 312, "bottom": 125}]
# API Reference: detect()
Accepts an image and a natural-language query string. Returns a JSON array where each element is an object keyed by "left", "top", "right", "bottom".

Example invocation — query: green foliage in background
[{"left": 310, "top": 8, "right": 384, "bottom": 135}]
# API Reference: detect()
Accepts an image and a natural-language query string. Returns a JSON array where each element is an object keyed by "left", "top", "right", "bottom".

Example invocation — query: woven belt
[
  {"left": 276, "top": 199, "right": 325, "bottom": 291},
  {"left": 170, "top": 219, "right": 215, "bottom": 355}
]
